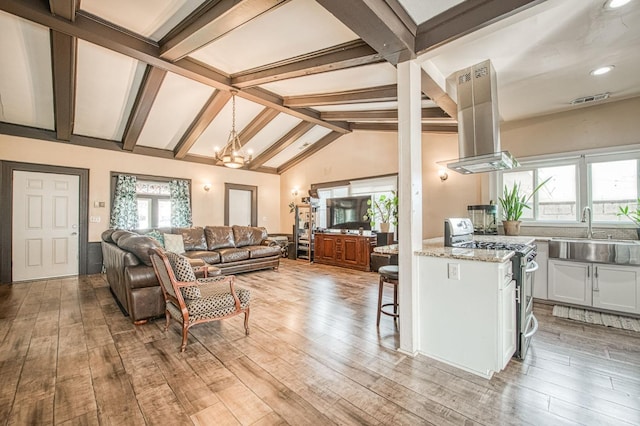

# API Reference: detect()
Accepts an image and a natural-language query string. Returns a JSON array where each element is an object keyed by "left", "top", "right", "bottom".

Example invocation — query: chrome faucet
[{"left": 581, "top": 206, "right": 593, "bottom": 239}]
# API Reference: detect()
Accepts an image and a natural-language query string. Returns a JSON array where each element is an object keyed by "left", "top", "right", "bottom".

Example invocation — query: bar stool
[{"left": 377, "top": 265, "right": 399, "bottom": 326}]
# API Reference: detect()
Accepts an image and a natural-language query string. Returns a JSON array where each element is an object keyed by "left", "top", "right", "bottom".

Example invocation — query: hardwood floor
[{"left": 1, "top": 258, "right": 639, "bottom": 425}]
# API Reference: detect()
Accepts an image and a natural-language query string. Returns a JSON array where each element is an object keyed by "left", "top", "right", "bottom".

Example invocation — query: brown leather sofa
[{"left": 101, "top": 225, "right": 280, "bottom": 323}]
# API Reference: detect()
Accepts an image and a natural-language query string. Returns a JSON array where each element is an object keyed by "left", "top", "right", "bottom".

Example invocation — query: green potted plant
[
  {"left": 498, "top": 178, "right": 550, "bottom": 235},
  {"left": 364, "top": 192, "right": 398, "bottom": 232},
  {"left": 617, "top": 199, "right": 640, "bottom": 238}
]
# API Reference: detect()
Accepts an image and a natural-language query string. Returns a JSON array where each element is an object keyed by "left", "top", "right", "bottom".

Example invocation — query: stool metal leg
[{"left": 376, "top": 275, "right": 384, "bottom": 326}]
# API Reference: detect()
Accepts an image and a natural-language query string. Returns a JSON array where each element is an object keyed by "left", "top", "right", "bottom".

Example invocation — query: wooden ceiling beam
[
  {"left": 421, "top": 69, "right": 457, "bottom": 120},
  {"left": 320, "top": 108, "right": 449, "bottom": 122},
  {"left": 49, "top": 0, "right": 78, "bottom": 21},
  {"left": 316, "top": 0, "right": 415, "bottom": 65},
  {"left": 284, "top": 85, "right": 397, "bottom": 108},
  {"left": 174, "top": 90, "right": 232, "bottom": 159},
  {"left": 277, "top": 131, "right": 343, "bottom": 173},
  {"left": 238, "top": 107, "right": 280, "bottom": 143},
  {"left": 122, "top": 66, "right": 167, "bottom": 151},
  {"left": 160, "top": 0, "right": 288, "bottom": 62},
  {"left": 351, "top": 123, "right": 458, "bottom": 133},
  {"left": 50, "top": 30, "right": 76, "bottom": 141},
  {"left": 415, "top": 0, "right": 546, "bottom": 55},
  {"left": 249, "top": 122, "right": 315, "bottom": 170},
  {"left": 232, "top": 40, "right": 383, "bottom": 88},
  {"left": 1, "top": 0, "right": 349, "bottom": 135}
]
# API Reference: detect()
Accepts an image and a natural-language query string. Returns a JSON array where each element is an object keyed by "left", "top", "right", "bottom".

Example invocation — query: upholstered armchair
[{"left": 148, "top": 248, "right": 251, "bottom": 351}]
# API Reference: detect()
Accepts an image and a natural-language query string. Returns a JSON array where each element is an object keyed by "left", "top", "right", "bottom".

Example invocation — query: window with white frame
[{"left": 500, "top": 150, "right": 640, "bottom": 224}]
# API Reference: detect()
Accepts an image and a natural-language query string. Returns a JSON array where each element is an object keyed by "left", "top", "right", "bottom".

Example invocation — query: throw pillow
[
  {"left": 146, "top": 229, "right": 165, "bottom": 248},
  {"left": 165, "top": 251, "right": 201, "bottom": 300},
  {"left": 163, "top": 233, "right": 185, "bottom": 254}
]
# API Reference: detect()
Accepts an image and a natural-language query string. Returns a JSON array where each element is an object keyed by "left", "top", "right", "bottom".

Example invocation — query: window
[
  {"left": 136, "top": 180, "right": 172, "bottom": 228},
  {"left": 500, "top": 151, "right": 640, "bottom": 224}
]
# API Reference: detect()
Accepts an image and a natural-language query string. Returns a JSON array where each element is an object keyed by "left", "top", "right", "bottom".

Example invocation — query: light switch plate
[{"left": 448, "top": 263, "right": 460, "bottom": 280}]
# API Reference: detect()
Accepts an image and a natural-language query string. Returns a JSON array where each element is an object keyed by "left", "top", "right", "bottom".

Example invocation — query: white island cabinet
[{"left": 417, "top": 255, "right": 515, "bottom": 379}]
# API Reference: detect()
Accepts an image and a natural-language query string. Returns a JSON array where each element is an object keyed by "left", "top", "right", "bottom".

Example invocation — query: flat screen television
[{"left": 326, "top": 195, "right": 371, "bottom": 230}]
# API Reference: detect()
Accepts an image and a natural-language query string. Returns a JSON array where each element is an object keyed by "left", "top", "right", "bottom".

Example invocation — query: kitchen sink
[{"left": 549, "top": 238, "right": 640, "bottom": 265}]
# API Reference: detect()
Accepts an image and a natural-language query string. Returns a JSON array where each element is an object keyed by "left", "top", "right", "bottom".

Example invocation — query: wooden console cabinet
[{"left": 314, "top": 233, "right": 376, "bottom": 271}]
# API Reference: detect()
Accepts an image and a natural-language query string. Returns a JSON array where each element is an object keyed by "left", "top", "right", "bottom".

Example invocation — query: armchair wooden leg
[
  {"left": 180, "top": 324, "right": 189, "bottom": 352},
  {"left": 164, "top": 310, "right": 171, "bottom": 331},
  {"left": 244, "top": 307, "right": 250, "bottom": 336}
]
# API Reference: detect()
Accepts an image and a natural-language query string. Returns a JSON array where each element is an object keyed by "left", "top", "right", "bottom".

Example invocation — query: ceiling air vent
[{"left": 570, "top": 92, "right": 610, "bottom": 105}]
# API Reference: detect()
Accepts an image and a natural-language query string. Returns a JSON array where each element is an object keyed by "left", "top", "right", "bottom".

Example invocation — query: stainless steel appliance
[{"left": 444, "top": 218, "right": 538, "bottom": 360}]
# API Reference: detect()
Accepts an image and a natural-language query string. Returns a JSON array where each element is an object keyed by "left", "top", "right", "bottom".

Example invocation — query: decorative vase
[
  {"left": 379, "top": 222, "right": 390, "bottom": 233},
  {"left": 502, "top": 220, "right": 521, "bottom": 236},
  {"left": 637, "top": 228, "right": 640, "bottom": 240}
]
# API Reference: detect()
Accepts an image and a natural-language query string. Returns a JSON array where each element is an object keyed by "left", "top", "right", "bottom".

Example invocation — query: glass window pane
[
  {"left": 538, "top": 165, "right": 576, "bottom": 221},
  {"left": 591, "top": 159, "right": 637, "bottom": 222},
  {"left": 137, "top": 198, "right": 150, "bottom": 229},
  {"left": 158, "top": 199, "right": 172, "bottom": 227}
]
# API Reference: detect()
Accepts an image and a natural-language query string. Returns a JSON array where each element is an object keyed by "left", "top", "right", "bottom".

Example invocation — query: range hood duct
[{"left": 446, "top": 60, "right": 518, "bottom": 174}]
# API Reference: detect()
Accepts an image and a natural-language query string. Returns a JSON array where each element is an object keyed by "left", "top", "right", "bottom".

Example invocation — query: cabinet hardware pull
[{"left": 593, "top": 266, "right": 599, "bottom": 292}]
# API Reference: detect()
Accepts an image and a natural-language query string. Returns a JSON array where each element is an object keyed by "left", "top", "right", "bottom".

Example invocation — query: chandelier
[{"left": 214, "top": 90, "right": 252, "bottom": 169}]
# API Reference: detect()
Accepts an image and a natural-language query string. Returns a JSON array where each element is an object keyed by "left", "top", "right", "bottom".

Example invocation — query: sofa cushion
[
  {"left": 183, "top": 251, "right": 221, "bottom": 265},
  {"left": 117, "top": 234, "right": 161, "bottom": 266},
  {"left": 102, "top": 229, "right": 116, "bottom": 243},
  {"left": 163, "top": 233, "right": 185, "bottom": 254},
  {"left": 112, "top": 229, "right": 136, "bottom": 244},
  {"left": 217, "top": 248, "right": 250, "bottom": 263},
  {"left": 165, "top": 251, "right": 201, "bottom": 300},
  {"left": 175, "top": 227, "right": 207, "bottom": 251},
  {"left": 246, "top": 245, "right": 281, "bottom": 259},
  {"left": 232, "top": 226, "right": 267, "bottom": 247},
  {"left": 205, "top": 226, "right": 236, "bottom": 250}
]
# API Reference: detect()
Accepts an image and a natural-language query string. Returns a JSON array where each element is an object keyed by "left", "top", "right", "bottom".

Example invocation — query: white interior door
[
  {"left": 12, "top": 171, "right": 79, "bottom": 282},
  {"left": 228, "top": 189, "right": 252, "bottom": 226}
]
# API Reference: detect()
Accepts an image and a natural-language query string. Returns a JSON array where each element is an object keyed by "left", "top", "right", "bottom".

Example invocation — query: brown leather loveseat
[{"left": 101, "top": 225, "right": 280, "bottom": 323}]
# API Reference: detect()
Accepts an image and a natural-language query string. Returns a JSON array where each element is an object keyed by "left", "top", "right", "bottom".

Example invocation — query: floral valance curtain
[
  {"left": 170, "top": 179, "right": 193, "bottom": 227},
  {"left": 109, "top": 174, "right": 138, "bottom": 230}
]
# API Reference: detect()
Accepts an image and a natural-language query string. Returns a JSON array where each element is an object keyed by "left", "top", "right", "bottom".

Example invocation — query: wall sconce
[
  {"left": 203, "top": 183, "right": 211, "bottom": 192},
  {"left": 438, "top": 169, "right": 448, "bottom": 182},
  {"left": 291, "top": 187, "right": 299, "bottom": 197}
]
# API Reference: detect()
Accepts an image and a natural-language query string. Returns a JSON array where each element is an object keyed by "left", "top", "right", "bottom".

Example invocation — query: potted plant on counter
[
  {"left": 617, "top": 200, "right": 640, "bottom": 238},
  {"left": 499, "top": 178, "right": 550, "bottom": 235},
  {"left": 364, "top": 192, "right": 398, "bottom": 232}
]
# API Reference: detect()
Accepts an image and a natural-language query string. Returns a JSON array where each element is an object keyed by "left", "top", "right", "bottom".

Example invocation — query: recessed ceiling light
[
  {"left": 606, "top": 0, "right": 632, "bottom": 9},
  {"left": 590, "top": 65, "right": 614, "bottom": 76}
]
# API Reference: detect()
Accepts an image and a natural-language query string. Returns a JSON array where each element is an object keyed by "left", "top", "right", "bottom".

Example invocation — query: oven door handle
[
  {"left": 524, "top": 314, "right": 539, "bottom": 339},
  {"left": 525, "top": 260, "right": 539, "bottom": 273}
]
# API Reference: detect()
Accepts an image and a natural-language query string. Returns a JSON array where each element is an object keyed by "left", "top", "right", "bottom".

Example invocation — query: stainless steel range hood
[{"left": 445, "top": 60, "right": 518, "bottom": 174}]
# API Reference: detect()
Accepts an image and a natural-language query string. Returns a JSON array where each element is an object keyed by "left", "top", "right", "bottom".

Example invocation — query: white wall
[{"left": 0, "top": 134, "right": 281, "bottom": 241}]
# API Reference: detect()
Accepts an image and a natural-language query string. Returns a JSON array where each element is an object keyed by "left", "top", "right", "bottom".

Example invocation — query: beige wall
[
  {"left": 0, "top": 135, "right": 281, "bottom": 241},
  {"left": 280, "top": 130, "right": 482, "bottom": 238},
  {"left": 501, "top": 97, "right": 640, "bottom": 157}
]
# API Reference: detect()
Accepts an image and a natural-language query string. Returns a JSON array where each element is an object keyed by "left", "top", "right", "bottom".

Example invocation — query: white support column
[{"left": 397, "top": 60, "right": 423, "bottom": 355}]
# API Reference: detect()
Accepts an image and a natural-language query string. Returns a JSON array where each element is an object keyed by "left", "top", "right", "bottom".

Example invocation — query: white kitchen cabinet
[
  {"left": 548, "top": 259, "right": 592, "bottom": 306},
  {"left": 533, "top": 240, "right": 548, "bottom": 299},
  {"left": 418, "top": 256, "right": 515, "bottom": 379},
  {"left": 548, "top": 260, "right": 640, "bottom": 315},
  {"left": 593, "top": 264, "right": 640, "bottom": 314}
]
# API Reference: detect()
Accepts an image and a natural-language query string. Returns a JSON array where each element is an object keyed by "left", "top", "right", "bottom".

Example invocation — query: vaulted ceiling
[{"left": 1, "top": 0, "right": 638, "bottom": 174}]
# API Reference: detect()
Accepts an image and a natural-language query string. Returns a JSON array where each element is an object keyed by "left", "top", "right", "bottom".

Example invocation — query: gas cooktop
[{"left": 454, "top": 241, "right": 528, "bottom": 252}]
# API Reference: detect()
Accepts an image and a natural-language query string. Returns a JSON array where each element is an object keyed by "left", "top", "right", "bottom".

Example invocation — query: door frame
[
  {"left": 0, "top": 161, "right": 89, "bottom": 283},
  {"left": 224, "top": 183, "right": 257, "bottom": 226}
]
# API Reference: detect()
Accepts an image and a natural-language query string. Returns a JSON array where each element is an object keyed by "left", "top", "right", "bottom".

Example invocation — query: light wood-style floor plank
[{"left": 1, "top": 259, "right": 639, "bottom": 425}]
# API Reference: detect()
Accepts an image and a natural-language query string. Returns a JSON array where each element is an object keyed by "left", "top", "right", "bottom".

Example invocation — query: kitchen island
[{"left": 416, "top": 236, "right": 534, "bottom": 379}]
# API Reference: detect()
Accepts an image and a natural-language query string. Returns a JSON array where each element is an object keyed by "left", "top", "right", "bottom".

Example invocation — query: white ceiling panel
[
  {"left": 397, "top": 0, "right": 465, "bottom": 24},
  {"left": 136, "top": 73, "right": 214, "bottom": 149},
  {"left": 241, "top": 113, "right": 302, "bottom": 157},
  {"left": 80, "top": 0, "right": 207, "bottom": 41},
  {"left": 189, "top": 96, "right": 265, "bottom": 157},
  {"left": 260, "top": 62, "right": 398, "bottom": 97},
  {"left": 74, "top": 41, "right": 145, "bottom": 141},
  {"left": 0, "top": 12, "right": 54, "bottom": 130},
  {"left": 263, "top": 125, "right": 332, "bottom": 168},
  {"left": 189, "top": 0, "right": 358, "bottom": 74}
]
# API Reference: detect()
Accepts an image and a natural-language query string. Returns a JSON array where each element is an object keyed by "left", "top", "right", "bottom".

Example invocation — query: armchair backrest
[{"left": 148, "top": 247, "right": 181, "bottom": 302}]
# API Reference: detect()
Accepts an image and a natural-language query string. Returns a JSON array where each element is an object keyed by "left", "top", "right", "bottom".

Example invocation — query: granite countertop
[{"left": 375, "top": 235, "right": 536, "bottom": 263}]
